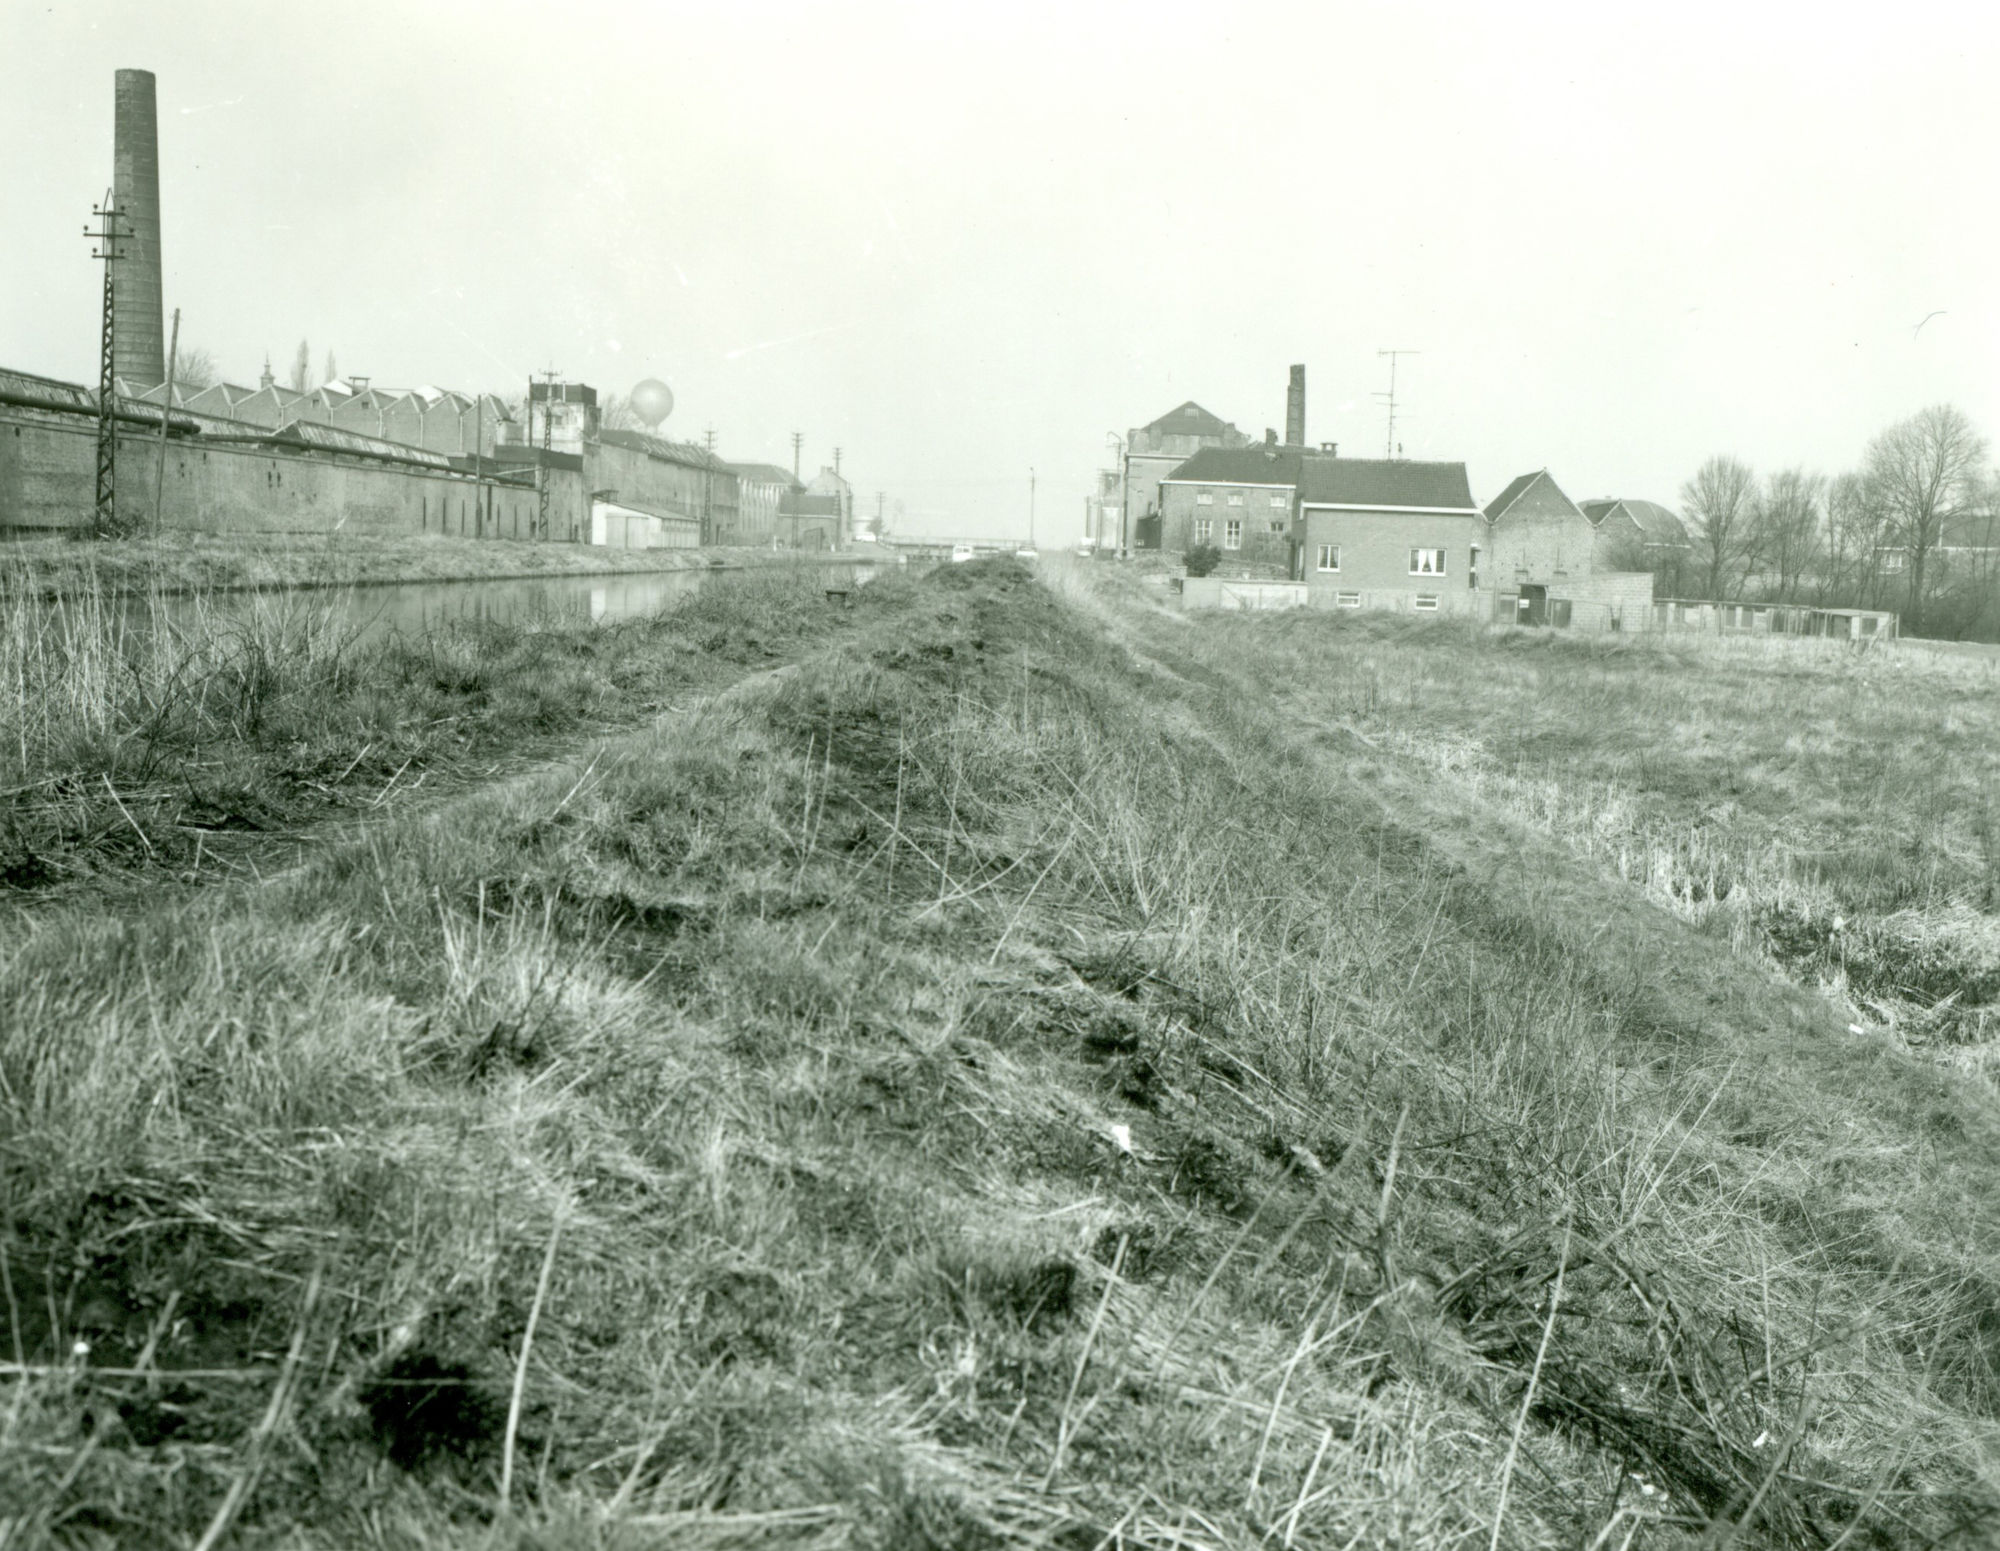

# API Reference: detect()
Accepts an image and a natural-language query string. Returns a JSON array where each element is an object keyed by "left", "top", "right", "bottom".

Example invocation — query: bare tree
[
  {"left": 1862, "top": 404, "right": 1989, "bottom": 634},
  {"left": 169, "top": 346, "right": 218, "bottom": 393},
  {"left": 323, "top": 350, "right": 339, "bottom": 388},
  {"left": 1754, "top": 467, "right": 1824, "bottom": 602},
  {"left": 1816, "top": 471, "right": 1875, "bottom": 605},
  {"left": 598, "top": 392, "right": 641, "bottom": 432},
  {"left": 289, "top": 339, "right": 311, "bottom": 393},
  {"left": 1679, "top": 455, "right": 1760, "bottom": 601}
]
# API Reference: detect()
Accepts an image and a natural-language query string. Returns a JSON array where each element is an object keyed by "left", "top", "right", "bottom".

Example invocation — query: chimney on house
[
  {"left": 1285, "top": 364, "right": 1306, "bottom": 447},
  {"left": 111, "top": 68, "right": 167, "bottom": 388}
]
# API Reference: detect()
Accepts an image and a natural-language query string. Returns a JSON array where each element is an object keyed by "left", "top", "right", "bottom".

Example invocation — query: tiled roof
[
  {"left": 598, "top": 428, "right": 728, "bottom": 470},
  {"left": 1486, "top": 469, "right": 1587, "bottom": 522},
  {"left": 1161, "top": 445, "right": 1305, "bottom": 486},
  {"left": 727, "top": 462, "right": 802, "bottom": 487},
  {"left": 1138, "top": 401, "right": 1237, "bottom": 440},
  {"left": 1298, "top": 457, "right": 1478, "bottom": 511},
  {"left": 266, "top": 418, "right": 455, "bottom": 468},
  {"left": 1485, "top": 471, "right": 1544, "bottom": 520},
  {"left": 1582, "top": 498, "right": 1688, "bottom": 544}
]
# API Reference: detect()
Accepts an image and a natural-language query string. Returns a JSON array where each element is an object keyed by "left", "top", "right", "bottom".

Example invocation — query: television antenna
[{"left": 1374, "top": 349, "right": 1420, "bottom": 459}]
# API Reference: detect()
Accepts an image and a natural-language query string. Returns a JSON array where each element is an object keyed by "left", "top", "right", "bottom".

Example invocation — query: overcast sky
[{"left": 5, "top": 0, "right": 1997, "bottom": 539}]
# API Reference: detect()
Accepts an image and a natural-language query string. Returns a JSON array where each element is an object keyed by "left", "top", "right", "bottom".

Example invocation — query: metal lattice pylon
[{"left": 84, "top": 195, "right": 127, "bottom": 534}]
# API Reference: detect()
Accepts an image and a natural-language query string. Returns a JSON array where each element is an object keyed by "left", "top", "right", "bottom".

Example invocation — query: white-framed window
[
  {"left": 1194, "top": 517, "right": 1213, "bottom": 543},
  {"left": 1336, "top": 591, "right": 1361, "bottom": 607},
  {"left": 1409, "top": 547, "right": 1446, "bottom": 576},
  {"left": 1269, "top": 520, "right": 1287, "bottom": 533},
  {"left": 1223, "top": 519, "right": 1242, "bottom": 549},
  {"left": 1414, "top": 594, "right": 1440, "bottom": 611},
  {"left": 1196, "top": 489, "right": 1214, "bottom": 505},
  {"left": 1316, "top": 544, "right": 1340, "bottom": 572},
  {"left": 1227, "top": 491, "right": 1244, "bottom": 506},
  {"left": 1270, "top": 493, "right": 1288, "bottom": 508}
]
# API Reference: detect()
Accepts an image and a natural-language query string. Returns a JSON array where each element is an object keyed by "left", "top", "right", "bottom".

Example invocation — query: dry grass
[
  {"left": 0, "top": 567, "right": 861, "bottom": 898},
  {"left": 2, "top": 558, "right": 1997, "bottom": 1547}
]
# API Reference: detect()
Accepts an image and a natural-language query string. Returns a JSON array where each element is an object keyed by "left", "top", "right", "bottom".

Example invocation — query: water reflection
[{"left": 134, "top": 561, "right": 883, "bottom": 645}]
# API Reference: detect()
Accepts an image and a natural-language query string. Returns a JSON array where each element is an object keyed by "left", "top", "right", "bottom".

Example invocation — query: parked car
[
  {"left": 950, "top": 544, "right": 976, "bottom": 563},
  {"left": 1014, "top": 547, "right": 1039, "bottom": 561}
]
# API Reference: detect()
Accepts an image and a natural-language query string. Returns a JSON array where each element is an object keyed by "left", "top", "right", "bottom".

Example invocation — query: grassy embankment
[
  {"left": 4, "top": 558, "right": 1999, "bottom": 1547},
  {"left": 0, "top": 567, "right": 863, "bottom": 897},
  {"left": 0, "top": 532, "right": 847, "bottom": 601}
]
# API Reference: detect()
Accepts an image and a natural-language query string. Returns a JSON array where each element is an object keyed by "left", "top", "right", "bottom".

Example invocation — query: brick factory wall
[
  {"left": 0, "top": 406, "right": 585, "bottom": 540},
  {"left": 587, "top": 440, "right": 737, "bottom": 543},
  {"left": 1159, "top": 478, "right": 1295, "bottom": 563}
]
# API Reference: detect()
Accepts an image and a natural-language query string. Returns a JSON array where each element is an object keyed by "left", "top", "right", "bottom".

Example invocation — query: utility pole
[
  {"left": 84, "top": 193, "right": 128, "bottom": 536},
  {"left": 791, "top": 431, "right": 803, "bottom": 482},
  {"left": 473, "top": 392, "right": 485, "bottom": 538},
  {"left": 151, "top": 307, "right": 179, "bottom": 537},
  {"left": 534, "top": 366, "right": 560, "bottom": 541},
  {"left": 1029, "top": 467, "right": 1036, "bottom": 549},
  {"left": 1374, "top": 349, "right": 1419, "bottom": 459},
  {"left": 875, "top": 490, "right": 885, "bottom": 538}
]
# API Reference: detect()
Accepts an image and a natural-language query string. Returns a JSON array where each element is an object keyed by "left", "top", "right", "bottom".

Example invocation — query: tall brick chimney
[
  {"left": 112, "top": 68, "right": 166, "bottom": 388},
  {"left": 1285, "top": 364, "right": 1305, "bottom": 447}
]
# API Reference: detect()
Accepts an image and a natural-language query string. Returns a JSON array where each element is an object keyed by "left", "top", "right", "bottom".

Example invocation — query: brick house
[
  {"left": 1124, "top": 401, "right": 1252, "bottom": 550},
  {"left": 1295, "top": 459, "right": 1485, "bottom": 614},
  {"left": 1486, "top": 470, "right": 1655, "bottom": 628},
  {"left": 1157, "top": 439, "right": 1304, "bottom": 565}
]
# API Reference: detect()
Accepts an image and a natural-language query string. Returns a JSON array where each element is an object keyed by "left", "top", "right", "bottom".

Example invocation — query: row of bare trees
[{"left": 1675, "top": 404, "right": 1998, "bottom": 638}]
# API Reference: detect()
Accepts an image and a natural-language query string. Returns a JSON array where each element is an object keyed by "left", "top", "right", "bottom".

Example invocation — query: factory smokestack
[
  {"left": 1285, "top": 364, "right": 1305, "bottom": 447},
  {"left": 112, "top": 68, "right": 166, "bottom": 388}
]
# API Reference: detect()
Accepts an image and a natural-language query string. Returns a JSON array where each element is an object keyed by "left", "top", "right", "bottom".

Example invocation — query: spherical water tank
[{"left": 630, "top": 379, "right": 674, "bottom": 428}]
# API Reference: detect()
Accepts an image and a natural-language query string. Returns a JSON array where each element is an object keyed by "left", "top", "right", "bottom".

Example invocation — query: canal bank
[{"left": 0, "top": 529, "right": 882, "bottom": 602}]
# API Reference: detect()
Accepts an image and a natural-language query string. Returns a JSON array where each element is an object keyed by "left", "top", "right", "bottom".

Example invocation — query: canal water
[
  {"left": 325, "top": 559, "right": 888, "bottom": 642},
  {"left": 91, "top": 558, "right": 892, "bottom": 647}
]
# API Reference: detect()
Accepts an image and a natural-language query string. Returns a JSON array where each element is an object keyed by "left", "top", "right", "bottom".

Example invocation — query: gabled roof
[
  {"left": 267, "top": 418, "right": 455, "bottom": 468},
  {"left": 1138, "top": 401, "right": 1237, "bottom": 440},
  {"left": 727, "top": 461, "right": 803, "bottom": 487},
  {"left": 1484, "top": 469, "right": 1585, "bottom": 523},
  {"left": 1581, "top": 497, "right": 1688, "bottom": 544},
  {"left": 598, "top": 428, "right": 727, "bottom": 469},
  {"left": 1161, "top": 445, "right": 1304, "bottom": 486},
  {"left": 1298, "top": 457, "right": 1478, "bottom": 511}
]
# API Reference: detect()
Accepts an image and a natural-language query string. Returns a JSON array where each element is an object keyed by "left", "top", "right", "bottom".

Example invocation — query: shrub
[{"left": 1183, "top": 543, "right": 1222, "bottom": 578}]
